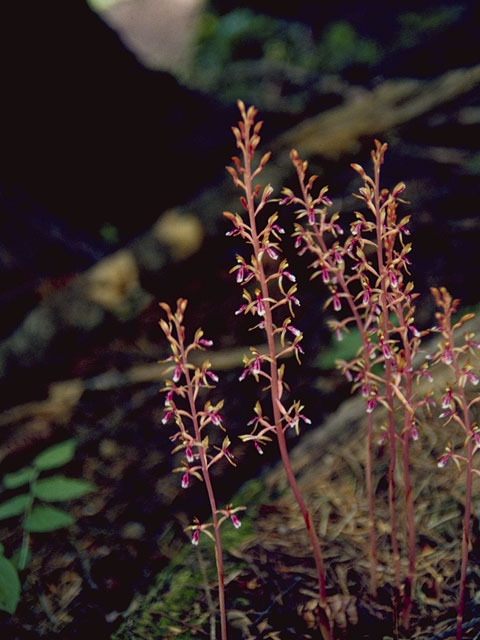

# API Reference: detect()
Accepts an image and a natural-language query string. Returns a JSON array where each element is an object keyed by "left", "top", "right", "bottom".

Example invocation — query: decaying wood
[
  {"left": 275, "top": 64, "right": 480, "bottom": 159},
  {"left": 1, "top": 64, "right": 479, "bottom": 405},
  {"left": 0, "top": 342, "right": 282, "bottom": 464},
  {"left": 0, "top": 208, "right": 204, "bottom": 400}
]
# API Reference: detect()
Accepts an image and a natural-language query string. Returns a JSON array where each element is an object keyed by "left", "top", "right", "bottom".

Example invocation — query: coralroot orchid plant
[
  {"left": 430, "top": 287, "right": 480, "bottom": 640},
  {"left": 159, "top": 299, "right": 245, "bottom": 640},
  {"left": 158, "top": 102, "right": 480, "bottom": 640},
  {"left": 224, "top": 101, "right": 331, "bottom": 639},
  {"left": 284, "top": 142, "right": 435, "bottom": 627}
]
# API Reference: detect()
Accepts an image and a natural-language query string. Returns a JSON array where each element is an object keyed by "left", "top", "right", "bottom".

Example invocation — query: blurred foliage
[
  {"left": 86, "top": 0, "right": 127, "bottom": 11},
  {"left": 184, "top": 8, "right": 380, "bottom": 108},
  {"left": 396, "top": 5, "right": 464, "bottom": 48},
  {"left": 318, "top": 21, "right": 380, "bottom": 73},
  {"left": 184, "top": 4, "right": 468, "bottom": 110}
]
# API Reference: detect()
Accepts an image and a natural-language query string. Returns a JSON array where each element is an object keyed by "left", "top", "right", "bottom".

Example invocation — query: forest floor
[
  {"left": 2, "top": 293, "right": 480, "bottom": 640},
  {"left": 110, "top": 393, "right": 480, "bottom": 640}
]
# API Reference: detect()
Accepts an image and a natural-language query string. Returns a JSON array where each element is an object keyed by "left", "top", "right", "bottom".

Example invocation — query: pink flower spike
[
  {"left": 437, "top": 455, "right": 449, "bottom": 468},
  {"left": 191, "top": 529, "right": 200, "bottom": 545},
  {"left": 442, "top": 346, "right": 453, "bottom": 365},
  {"left": 381, "top": 340, "right": 393, "bottom": 360},
  {"left": 164, "top": 389, "right": 174, "bottom": 407},
  {"left": 440, "top": 409, "right": 455, "bottom": 419},
  {"left": 207, "top": 371, "right": 219, "bottom": 383},
  {"left": 254, "top": 441, "right": 264, "bottom": 455},
  {"left": 466, "top": 337, "right": 480, "bottom": 349},
  {"left": 351, "top": 221, "right": 362, "bottom": 236},
  {"left": 333, "top": 291, "right": 341, "bottom": 312},
  {"left": 441, "top": 388, "right": 453, "bottom": 409},
  {"left": 185, "top": 446, "right": 194, "bottom": 463},
  {"left": 199, "top": 338, "right": 213, "bottom": 347},
  {"left": 294, "top": 342, "right": 305, "bottom": 356},
  {"left": 308, "top": 209, "right": 315, "bottom": 225},
  {"left": 231, "top": 514, "right": 242, "bottom": 529},
  {"left": 256, "top": 295, "right": 266, "bottom": 317},
  {"left": 378, "top": 432, "right": 387, "bottom": 446},
  {"left": 467, "top": 370, "right": 479, "bottom": 386},
  {"left": 172, "top": 363, "right": 182, "bottom": 383},
  {"left": 422, "top": 369, "right": 434, "bottom": 383},
  {"left": 162, "top": 410, "right": 173, "bottom": 425},
  {"left": 211, "top": 412, "right": 223, "bottom": 427},
  {"left": 409, "top": 325, "right": 421, "bottom": 338},
  {"left": 266, "top": 246, "right": 279, "bottom": 260},
  {"left": 181, "top": 472, "right": 190, "bottom": 489},
  {"left": 333, "top": 249, "right": 343, "bottom": 265},
  {"left": 322, "top": 266, "right": 330, "bottom": 284},
  {"left": 236, "top": 266, "right": 245, "bottom": 283},
  {"left": 366, "top": 396, "right": 376, "bottom": 414},
  {"left": 235, "top": 304, "right": 247, "bottom": 316}
]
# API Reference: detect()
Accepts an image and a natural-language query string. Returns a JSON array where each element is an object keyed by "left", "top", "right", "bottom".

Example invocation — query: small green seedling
[{"left": 0, "top": 439, "right": 96, "bottom": 615}]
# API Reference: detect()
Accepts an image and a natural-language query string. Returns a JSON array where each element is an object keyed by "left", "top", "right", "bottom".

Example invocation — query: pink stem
[
  {"left": 373, "top": 160, "right": 402, "bottom": 598},
  {"left": 241, "top": 120, "right": 331, "bottom": 640},
  {"left": 179, "top": 338, "right": 228, "bottom": 640},
  {"left": 294, "top": 162, "right": 379, "bottom": 596}
]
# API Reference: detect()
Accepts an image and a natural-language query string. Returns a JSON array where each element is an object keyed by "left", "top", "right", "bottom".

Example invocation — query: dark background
[{"left": 1, "top": 0, "right": 479, "bottom": 345}]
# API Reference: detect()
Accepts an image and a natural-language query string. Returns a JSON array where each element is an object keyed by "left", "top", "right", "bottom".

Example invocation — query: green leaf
[
  {"left": 0, "top": 494, "right": 30, "bottom": 521},
  {"left": 24, "top": 505, "right": 74, "bottom": 532},
  {"left": 3, "top": 467, "right": 36, "bottom": 490},
  {"left": 316, "top": 328, "right": 363, "bottom": 370},
  {"left": 11, "top": 547, "right": 32, "bottom": 571},
  {"left": 34, "top": 476, "right": 95, "bottom": 502},
  {"left": 32, "top": 439, "right": 76, "bottom": 471},
  {"left": 0, "top": 555, "right": 21, "bottom": 614}
]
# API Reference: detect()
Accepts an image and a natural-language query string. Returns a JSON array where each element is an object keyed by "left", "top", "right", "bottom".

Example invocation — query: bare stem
[
  {"left": 457, "top": 431, "right": 473, "bottom": 640},
  {"left": 180, "top": 338, "right": 228, "bottom": 640},
  {"left": 239, "top": 108, "right": 331, "bottom": 640},
  {"left": 373, "top": 155, "right": 402, "bottom": 598}
]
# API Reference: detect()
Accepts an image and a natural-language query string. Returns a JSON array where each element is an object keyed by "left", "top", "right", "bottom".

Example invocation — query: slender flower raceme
[
  {"left": 286, "top": 142, "right": 432, "bottom": 624},
  {"left": 430, "top": 287, "right": 480, "bottom": 640},
  {"left": 159, "top": 299, "right": 245, "bottom": 640},
  {"left": 225, "top": 101, "right": 332, "bottom": 640}
]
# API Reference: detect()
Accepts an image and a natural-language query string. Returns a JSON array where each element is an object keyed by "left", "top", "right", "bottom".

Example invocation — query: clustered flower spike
[
  {"left": 224, "top": 100, "right": 312, "bottom": 455},
  {"left": 285, "top": 142, "right": 434, "bottom": 431},
  {"left": 158, "top": 299, "right": 245, "bottom": 544},
  {"left": 430, "top": 287, "right": 480, "bottom": 472}
]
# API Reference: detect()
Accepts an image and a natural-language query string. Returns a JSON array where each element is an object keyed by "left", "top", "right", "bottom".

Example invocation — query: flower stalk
[
  {"left": 159, "top": 299, "right": 245, "bottom": 640},
  {"left": 225, "top": 101, "right": 332, "bottom": 639},
  {"left": 430, "top": 287, "right": 480, "bottom": 640},
  {"left": 286, "top": 140, "right": 430, "bottom": 624}
]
